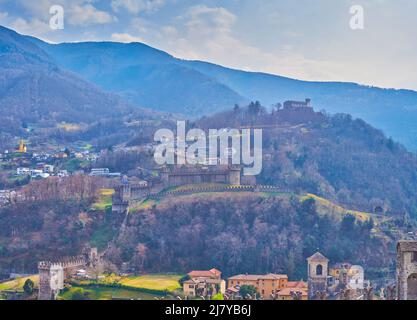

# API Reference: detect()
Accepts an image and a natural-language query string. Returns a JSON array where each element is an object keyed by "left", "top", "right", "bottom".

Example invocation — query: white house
[
  {"left": 30, "top": 169, "right": 43, "bottom": 178},
  {"left": 16, "top": 167, "right": 30, "bottom": 176},
  {"left": 57, "top": 170, "right": 69, "bottom": 178},
  {"left": 43, "top": 165, "right": 55, "bottom": 173},
  {"left": 348, "top": 265, "right": 365, "bottom": 290},
  {"left": 90, "top": 168, "right": 110, "bottom": 176}
]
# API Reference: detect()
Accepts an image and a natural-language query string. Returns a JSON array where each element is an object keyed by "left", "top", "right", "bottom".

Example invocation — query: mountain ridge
[
  {"left": 18, "top": 26, "right": 417, "bottom": 150},
  {"left": 3, "top": 25, "right": 417, "bottom": 150},
  {"left": 0, "top": 25, "right": 149, "bottom": 141}
]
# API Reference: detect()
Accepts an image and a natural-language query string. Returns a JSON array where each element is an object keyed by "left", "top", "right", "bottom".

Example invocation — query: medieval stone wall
[
  {"left": 38, "top": 256, "right": 87, "bottom": 300},
  {"left": 397, "top": 241, "right": 417, "bottom": 300}
]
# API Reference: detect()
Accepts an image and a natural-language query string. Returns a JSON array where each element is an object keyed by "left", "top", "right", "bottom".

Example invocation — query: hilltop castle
[
  {"left": 283, "top": 98, "right": 312, "bottom": 110},
  {"left": 112, "top": 165, "right": 243, "bottom": 213},
  {"left": 160, "top": 164, "right": 241, "bottom": 187}
]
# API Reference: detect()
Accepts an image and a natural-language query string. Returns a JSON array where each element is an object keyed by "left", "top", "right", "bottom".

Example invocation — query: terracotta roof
[
  {"left": 330, "top": 262, "right": 352, "bottom": 270},
  {"left": 277, "top": 287, "right": 308, "bottom": 297},
  {"left": 209, "top": 268, "right": 222, "bottom": 276},
  {"left": 188, "top": 268, "right": 222, "bottom": 278},
  {"left": 226, "top": 287, "right": 240, "bottom": 293},
  {"left": 286, "top": 281, "right": 308, "bottom": 289},
  {"left": 228, "top": 274, "right": 288, "bottom": 281},
  {"left": 307, "top": 252, "right": 329, "bottom": 262}
]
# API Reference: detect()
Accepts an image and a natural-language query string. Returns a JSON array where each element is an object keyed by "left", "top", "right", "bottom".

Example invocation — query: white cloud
[
  {"left": 68, "top": 4, "right": 117, "bottom": 27},
  {"left": 111, "top": 32, "right": 144, "bottom": 43},
  {"left": 153, "top": 6, "right": 314, "bottom": 76},
  {"left": 8, "top": 17, "right": 52, "bottom": 35},
  {"left": 2, "top": 0, "right": 417, "bottom": 90},
  {"left": 0, "top": 11, "right": 9, "bottom": 21},
  {"left": 111, "top": 0, "right": 165, "bottom": 14}
]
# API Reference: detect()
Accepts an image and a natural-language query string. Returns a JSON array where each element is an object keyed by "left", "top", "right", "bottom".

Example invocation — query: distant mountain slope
[
  {"left": 31, "top": 40, "right": 247, "bottom": 115},
  {"left": 27, "top": 31, "right": 417, "bottom": 150},
  {"left": 183, "top": 60, "right": 417, "bottom": 150},
  {"left": 0, "top": 26, "right": 134, "bottom": 138}
]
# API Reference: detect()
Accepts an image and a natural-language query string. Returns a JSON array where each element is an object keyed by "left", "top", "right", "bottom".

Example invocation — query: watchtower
[
  {"left": 228, "top": 165, "right": 241, "bottom": 185},
  {"left": 38, "top": 262, "right": 64, "bottom": 300},
  {"left": 307, "top": 252, "right": 329, "bottom": 300},
  {"left": 397, "top": 240, "right": 417, "bottom": 300}
]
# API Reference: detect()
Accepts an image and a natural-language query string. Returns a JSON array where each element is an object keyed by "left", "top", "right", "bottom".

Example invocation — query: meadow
[
  {"left": 60, "top": 285, "right": 164, "bottom": 300},
  {"left": 0, "top": 275, "right": 39, "bottom": 292}
]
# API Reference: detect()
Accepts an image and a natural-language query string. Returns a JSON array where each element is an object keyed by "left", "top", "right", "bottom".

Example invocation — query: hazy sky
[{"left": 1, "top": 0, "right": 416, "bottom": 90}]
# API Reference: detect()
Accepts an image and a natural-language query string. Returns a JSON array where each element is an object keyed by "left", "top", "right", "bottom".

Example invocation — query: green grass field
[
  {"left": 75, "top": 274, "right": 182, "bottom": 292},
  {"left": 60, "top": 286, "right": 163, "bottom": 300},
  {"left": 300, "top": 193, "right": 391, "bottom": 226},
  {"left": 130, "top": 199, "right": 159, "bottom": 212},
  {"left": 64, "top": 274, "right": 183, "bottom": 300},
  {"left": 92, "top": 189, "right": 114, "bottom": 211},
  {"left": 119, "top": 274, "right": 182, "bottom": 292},
  {"left": 0, "top": 275, "right": 39, "bottom": 292}
]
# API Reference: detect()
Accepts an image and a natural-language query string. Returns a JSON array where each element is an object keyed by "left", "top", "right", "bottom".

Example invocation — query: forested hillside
[
  {"left": 108, "top": 193, "right": 392, "bottom": 279},
  {"left": 194, "top": 104, "right": 417, "bottom": 216}
]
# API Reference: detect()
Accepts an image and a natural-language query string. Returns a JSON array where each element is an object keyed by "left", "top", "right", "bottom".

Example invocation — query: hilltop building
[
  {"left": 283, "top": 98, "right": 312, "bottom": 110},
  {"left": 160, "top": 165, "right": 242, "bottom": 187},
  {"left": 112, "top": 165, "right": 244, "bottom": 213}
]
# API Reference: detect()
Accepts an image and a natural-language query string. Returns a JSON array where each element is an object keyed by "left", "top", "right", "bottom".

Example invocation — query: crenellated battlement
[{"left": 38, "top": 256, "right": 86, "bottom": 271}]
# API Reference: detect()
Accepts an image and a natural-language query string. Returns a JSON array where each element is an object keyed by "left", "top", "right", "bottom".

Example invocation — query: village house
[
  {"left": 57, "top": 170, "right": 69, "bottom": 178},
  {"left": 90, "top": 168, "right": 121, "bottom": 177},
  {"left": 183, "top": 268, "right": 225, "bottom": 298},
  {"left": 329, "top": 262, "right": 366, "bottom": 290},
  {"left": 277, "top": 281, "right": 308, "bottom": 300},
  {"left": 227, "top": 274, "right": 288, "bottom": 300},
  {"left": 90, "top": 168, "right": 110, "bottom": 176},
  {"left": 225, "top": 286, "right": 240, "bottom": 300},
  {"left": 276, "top": 287, "right": 308, "bottom": 300},
  {"left": 188, "top": 268, "right": 222, "bottom": 280},
  {"left": 329, "top": 263, "right": 351, "bottom": 280},
  {"left": 183, "top": 277, "right": 226, "bottom": 298},
  {"left": 16, "top": 167, "right": 30, "bottom": 176},
  {"left": 53, "top": 151, "right": 68, "bottom": 159},
  {"left": 43, "top": 164, "right": 55, "bottom": 173}
]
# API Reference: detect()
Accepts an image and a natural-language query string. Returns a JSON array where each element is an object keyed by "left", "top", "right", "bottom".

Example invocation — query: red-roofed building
[
  {"left": 188, "top": 268, "right": 222, "bottom": 280},
  {"left": 227, "top": 274, "right": 288, "bottom": 299},
  {"left": 277, "top": 287, "right": 308, "bottom": 300},
  {"left": 184, "top": 268, "right": 224, "bottom": 298},
  {"left": 286, "top": 280, "right": 308, "bottom": 289}
]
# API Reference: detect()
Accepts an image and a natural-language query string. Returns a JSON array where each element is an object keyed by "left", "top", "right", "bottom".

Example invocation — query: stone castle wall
[
  {"left": 397, "top": 241, "right": 417, "bottom": 300},
  {"left": 38, "top": 257, "right": 87, "bottom": 300}
]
